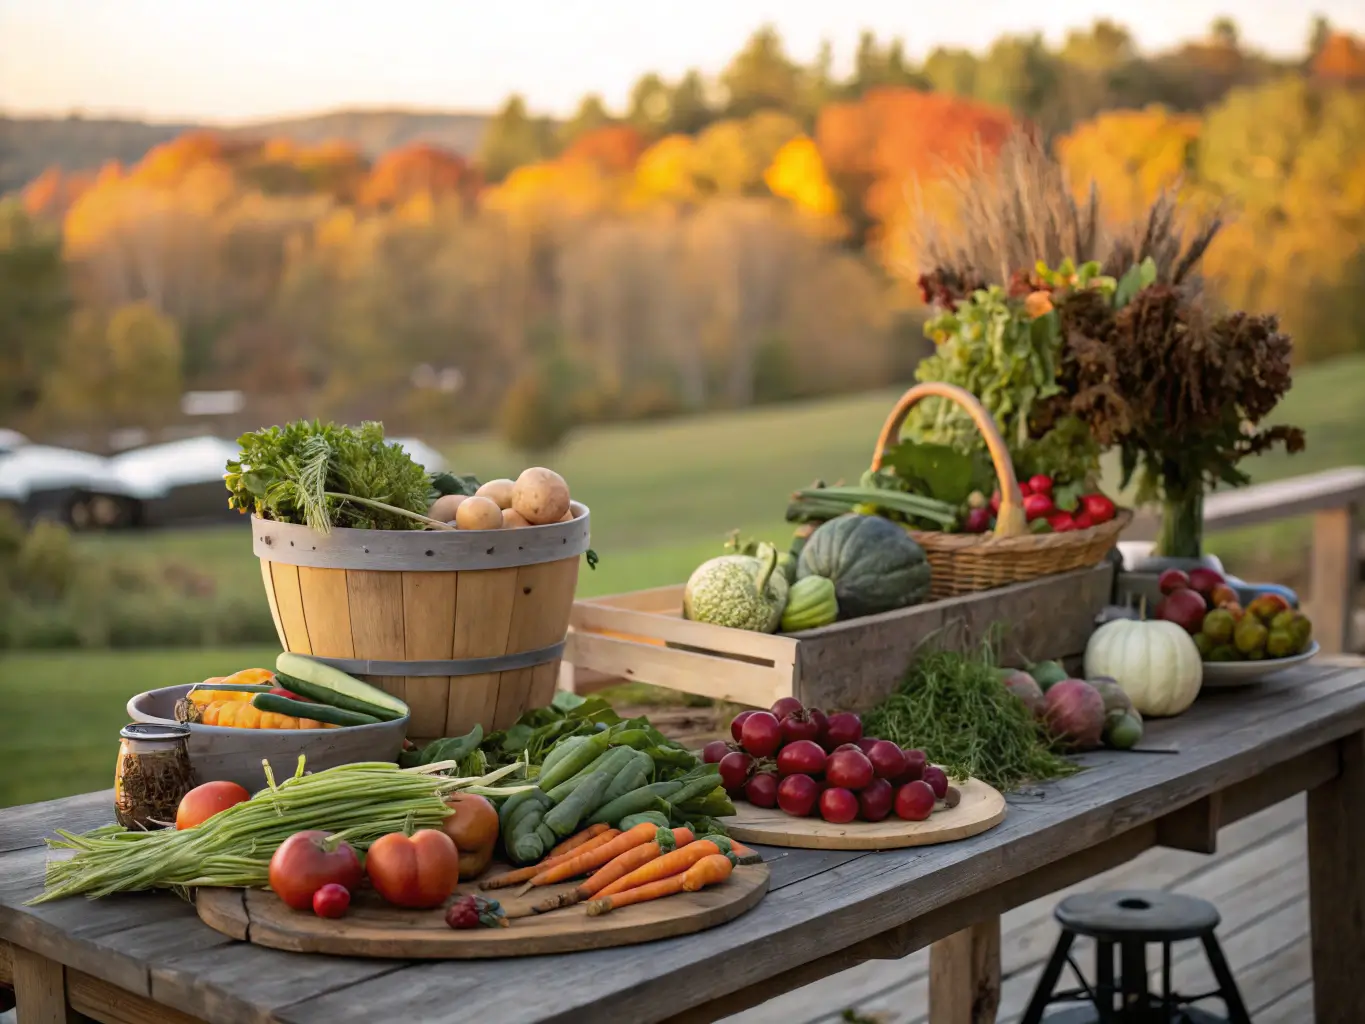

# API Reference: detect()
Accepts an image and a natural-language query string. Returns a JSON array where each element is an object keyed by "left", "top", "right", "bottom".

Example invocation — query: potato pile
[{"left": 427, "top": 468, "right": 574, "bottom": 530}]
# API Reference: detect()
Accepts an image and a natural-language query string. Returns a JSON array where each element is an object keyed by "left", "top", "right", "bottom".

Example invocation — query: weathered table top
[{"left": 4, "top": 658, "right": 1364, "bottom": 1024}]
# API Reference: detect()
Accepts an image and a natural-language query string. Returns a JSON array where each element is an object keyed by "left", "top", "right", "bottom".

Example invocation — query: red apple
[
  {"left": 1155, "top": 588, "right": 1207, "bottom": 635},
  {"left": 1157, "top": 568, "right": 1190, "bottom": 595},
  {"left": 1187, "top": 567, "right": 1226, "bottom": 598}
]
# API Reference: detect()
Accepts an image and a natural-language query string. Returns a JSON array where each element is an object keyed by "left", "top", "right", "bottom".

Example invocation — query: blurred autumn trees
[{"left": 5, "top": 16, "right": 1365, "bottom": 450}]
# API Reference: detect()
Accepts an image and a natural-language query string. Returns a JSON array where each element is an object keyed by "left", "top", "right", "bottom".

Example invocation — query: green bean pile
[
  {"left": 33, "top": 758, "right": 528, "bottom": 903},
  {"left": 864, "top": 647, "right": 1079, "bottom": 792}
]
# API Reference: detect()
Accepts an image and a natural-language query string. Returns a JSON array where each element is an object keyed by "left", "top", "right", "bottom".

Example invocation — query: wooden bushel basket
[
  {"left": 254, "top": 504, "right": 590, "bottom": 742},
  {"left": 874, "top": 382, "right": 1130, "bottom": 599}
]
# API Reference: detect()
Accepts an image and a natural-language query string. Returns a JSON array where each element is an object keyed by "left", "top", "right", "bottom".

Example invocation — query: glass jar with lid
[{"left": 114, "top": 723, "right": 195, "bottom": 829}]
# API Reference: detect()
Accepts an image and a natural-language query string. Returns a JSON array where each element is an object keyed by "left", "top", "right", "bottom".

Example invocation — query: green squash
[
  {"left": 780, "top": 575, "right": 838, "bottom": 632},
  {"left": 796, "top": 514, "right": 931, "bottom": 620},
  {"left": 683, "top": 542, "right": 789, "bottom": 632}
]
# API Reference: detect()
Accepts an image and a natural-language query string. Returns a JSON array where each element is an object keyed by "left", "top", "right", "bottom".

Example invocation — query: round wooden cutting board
[
  {"left": 196, "top": 860, "right": 769, "bottom": 958},
  {"left": 720, "top": 777, "right": 1006, "bottom": 850}
]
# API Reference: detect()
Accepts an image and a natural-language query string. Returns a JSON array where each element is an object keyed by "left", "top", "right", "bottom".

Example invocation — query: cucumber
[
  {"left": 275, "top": 652, "right": 408, "bottom": 721},
  {"left": 251, "top": 692, "right": 381, "bottom": 728},
  {"left": 191, "top": 682, "right": 273, "bottom": 693}
]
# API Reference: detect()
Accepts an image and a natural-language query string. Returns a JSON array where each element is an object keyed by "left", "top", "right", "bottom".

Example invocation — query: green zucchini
[
  {"left": 275, "top": 652, "right": 408, "bottom": 721},
  {"left": 546, "top": 745, "right": 636, "bottom": 804},
  {"left": 250, "top": 693, "right": 381, "bottom": 728},
  {"left": 191, "top": 682, "right": 273, "bottom": 693},
  {"left": 544, "top": 769, "right": 612, "bottom": 838}
]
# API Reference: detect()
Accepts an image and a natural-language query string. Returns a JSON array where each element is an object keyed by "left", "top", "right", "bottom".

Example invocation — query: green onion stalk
[{"left": 32, "top": 758, "right": 532, "bottom": 904}]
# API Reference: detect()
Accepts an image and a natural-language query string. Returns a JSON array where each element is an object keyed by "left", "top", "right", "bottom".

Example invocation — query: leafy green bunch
[{"left": 225, "top": 420, "right": 435, "bottom": 533}]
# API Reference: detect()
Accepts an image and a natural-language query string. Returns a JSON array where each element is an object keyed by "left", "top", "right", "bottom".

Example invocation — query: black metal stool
[{"left": 1020, "top": 890, "right": 1252, "bottom": 1023}]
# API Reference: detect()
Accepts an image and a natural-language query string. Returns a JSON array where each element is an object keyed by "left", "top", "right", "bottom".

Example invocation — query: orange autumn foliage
[
  {"left": 1313, "top": 32, "right": 1365, "bottom": 83},
  {"left": 559, "top": 125, "right": 647, "bottom": 175},
  {"left": 816, "top": 87, "right": 1015, "bottom": 254},
  {"left": 358, "top": 143, "right": 474, "bottom": 207},
  {"left": 21, "top": 167, "right": 95, "bottom": 220}
]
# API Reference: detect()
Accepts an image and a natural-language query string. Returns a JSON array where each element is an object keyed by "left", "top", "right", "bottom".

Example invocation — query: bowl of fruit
[{"left": 1155, "top": 567, "right": 1318, "bottom": 687}]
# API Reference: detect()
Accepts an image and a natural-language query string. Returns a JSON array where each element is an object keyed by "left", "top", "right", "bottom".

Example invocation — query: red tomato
[
  {"left": 268, "top": 830, "right": 364, "bottom": 911},
  {"left": 366, "top": 829, "right": 461, "bottom": 909},
  {"left": 175, "top": 780, "right": 250, "bottom": 830},
  {"left": 1080, "top": 493, "right": 1116, "bottom": 524}
]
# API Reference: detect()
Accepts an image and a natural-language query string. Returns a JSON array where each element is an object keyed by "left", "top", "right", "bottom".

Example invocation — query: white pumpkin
[{"left": 1084, "top": 618, "right": 1203, "bottom": 717}]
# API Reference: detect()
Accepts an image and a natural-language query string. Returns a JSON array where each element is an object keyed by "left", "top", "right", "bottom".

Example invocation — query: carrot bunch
[{"left": 479, "top": 820, "right": 761, "bottom": 919}]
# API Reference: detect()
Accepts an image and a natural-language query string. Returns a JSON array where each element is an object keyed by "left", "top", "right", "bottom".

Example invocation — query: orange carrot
[
  {"left": 585, "top": 853, "right": 733, "bottom": 916},
  {"left": 479, "top": 828, "right": 621, "bottom": 889},
  {"left": 729, "top": 839, "right": 763, "bottom": 865},
  {"left": 682, "top": 853, "right": 733, "bottom": 890},
  {"left": 531, "top": 828, "right": 696, "bottom": 914},
  {"left": 547, "top": 822, "right": 610, "bottom": 860},
  {"left": 595, "top": 839, "right": 721, "bottom": 898},
  {"left": 528, "top": 822, "right": 676, "bottom": 888}
]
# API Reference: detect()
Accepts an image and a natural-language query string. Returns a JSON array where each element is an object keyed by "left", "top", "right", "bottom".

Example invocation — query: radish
[
  {"left": 745, "top": 771, "right": 778, "bottom": 808},
  {"left": 819, "top": 787, "right": 858, "bottom": 823},
  {"left": 894, "top": 780, "right": 935, "bottom": 821},
  {"left": 740, "top": 711, "right": 783, "bottom": 757},
  {"left": 855, "top": 737, "right": 879, "bottom": 754},
  {"left": 776, "top": 740, "right": 826, "bottom": 777},
  {"left": 825, "top": 748, "right": 874, "bottom": 791},
  {"left": 831, "top": 743, "right": 862, "bottom": 754},
  {"left": 922, "top": 765, "right": 949, "bottom": 799},
  {"left": 777, "top": 774, "right": 820, "bottom": 817},
  {"left": 865, "top": 740, "right": 907, "bottom": 780},
  {"left": 1043, "top": 680, "right": 1106, "bottom": 751},
  {"left": 780, "top": 709, "right": 821, "bottom": 745},
  {"left": 718, "top": 751, "right": 755, "bottom": 791},
  {"left": 730, "top": 710, "right": 756, "bottom": 742},
  {"left": 824, "top": 712, "right": 863, "bottom": 750},
  {"left": 858, "top": 778, "right": 893, "bottom": 822},
  {"left": 770, "top": 696, "right": 804, "bottom": 721},
  {"left": 701, "top": 740, "right": 732, "bottom": 764}
]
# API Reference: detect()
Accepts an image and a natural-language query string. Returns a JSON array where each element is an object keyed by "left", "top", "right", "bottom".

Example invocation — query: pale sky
[{"left": 2, "top": 0, "right": 1361, "bottom": 123}]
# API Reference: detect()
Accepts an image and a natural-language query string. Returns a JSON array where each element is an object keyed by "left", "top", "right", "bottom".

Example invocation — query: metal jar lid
[{"left": 119, "top": 722, "right": 191, "bottom": 742}]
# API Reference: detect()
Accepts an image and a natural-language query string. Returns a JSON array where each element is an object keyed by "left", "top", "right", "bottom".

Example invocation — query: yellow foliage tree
[
  {"left": 45, "top": 302, "right": 182, "bottom": 426},
  {"left": 1055, "top": 106, "right": 1202, "bottom": 224},
  {"left": 630, "top": 135, "right": 701, "bottom": 206},
  {"left": 764, "top": 136, "right": 841, "bottom": 218}
]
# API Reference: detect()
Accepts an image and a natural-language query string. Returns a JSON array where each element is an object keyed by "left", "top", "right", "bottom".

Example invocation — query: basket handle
[{"left": 869, "top": 382, "right": 1027, "bottom": 538}]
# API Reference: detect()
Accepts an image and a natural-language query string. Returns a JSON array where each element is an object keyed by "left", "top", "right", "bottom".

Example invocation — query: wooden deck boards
[{"left": 723, "top": 795, "right": 1310, "bottom": 1024}]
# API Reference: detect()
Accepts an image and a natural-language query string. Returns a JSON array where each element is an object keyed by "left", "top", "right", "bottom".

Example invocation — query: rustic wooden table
[{"left": 3, "top": 659, "right": 1364, "bottom": 1024}]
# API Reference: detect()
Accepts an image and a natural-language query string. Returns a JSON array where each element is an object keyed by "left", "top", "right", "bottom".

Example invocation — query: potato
[
  {"left": 512, "top": 467, "right": 571, "bottom": 525},
  {"left": 428, "top": 494, "right": 468, "bottom": 522},
  {"left": 559, "top": 509, "right": 577, "bottom": 522},
  {"left": 455, "top": 495, "right": 503, "bottom": 530},
  {"left": 502, "top": 508, "right": 531, "bottom": 528},
  {"left": 474, "top": 478, "right": 516, "bottom": 510}
]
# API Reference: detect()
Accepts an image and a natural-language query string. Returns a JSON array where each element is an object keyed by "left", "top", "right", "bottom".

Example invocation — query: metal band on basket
[{"left": 306, "top": 642, "right": 567, "bottom": 678}]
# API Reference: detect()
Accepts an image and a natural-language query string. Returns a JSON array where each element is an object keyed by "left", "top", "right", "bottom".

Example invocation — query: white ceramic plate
[{"left": 1200, "top": 641, "right": 1320, "bottom": 689}]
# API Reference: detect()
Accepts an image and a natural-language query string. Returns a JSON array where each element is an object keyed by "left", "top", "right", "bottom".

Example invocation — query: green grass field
[{"left": 5, "top": 354, "right": 1362, "bottom": 809}]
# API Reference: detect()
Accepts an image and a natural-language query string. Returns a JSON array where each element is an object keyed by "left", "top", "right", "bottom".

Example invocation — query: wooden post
[
  {"left": 929, "top": 918, "right": 1001, "bottom": 1024},
  {"left": 1310, "top": 505, "right": 1359, "bottom": 654},
  {"left": 11, "top": 946, "right": 78, "bottom": 1024},
  {"left": 1307, "top": 729, "right": 1365, "bottom": 1024}
]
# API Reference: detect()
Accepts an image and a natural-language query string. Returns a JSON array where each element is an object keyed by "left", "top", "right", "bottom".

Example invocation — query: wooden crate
[{"left": 564, "top": 562, "right": 1115, "bottom": 711}]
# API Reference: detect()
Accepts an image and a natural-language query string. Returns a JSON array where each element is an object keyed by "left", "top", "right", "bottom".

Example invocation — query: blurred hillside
[
  {"left": 0, "top": 110, "right": 493, "bottom": 195},
  {"left": 4, "top": 16, "right": 1364, "bottom": 454}
]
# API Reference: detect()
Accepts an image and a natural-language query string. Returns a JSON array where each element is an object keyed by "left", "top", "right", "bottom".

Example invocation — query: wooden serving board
[
  {"left": 720, "top": 777, "right": 1006, "bottom": 850},
  {"left": 196, "top": 861, "right": 769, "bottom": 958}
]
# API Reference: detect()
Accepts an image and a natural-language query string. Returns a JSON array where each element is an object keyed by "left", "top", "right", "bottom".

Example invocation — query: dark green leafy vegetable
[
  {"left": 430, "top": 472, "right": 481, "bottom": 497},
  {"left": 225, "top": 420, "right": 435, "bottom": 533},
  {"left": 863, "top": 642, "right": 1080, "bottom": 792}
]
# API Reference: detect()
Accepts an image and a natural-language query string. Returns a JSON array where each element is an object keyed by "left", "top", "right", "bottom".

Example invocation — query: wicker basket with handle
[{"left": 871, "top": 382, "right": 1130, "bottom": 600}]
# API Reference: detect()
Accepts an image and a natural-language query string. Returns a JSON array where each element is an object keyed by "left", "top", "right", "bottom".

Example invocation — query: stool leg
[
  {"left": 1020, "top": 931, "right": 1075, "bottom": 1024},
  {"left": 1095, "top": 939, "right": 1115, "bottom": 1023},
  {"left": 1200, "top": 934, "right": 1252, "bottom": 1024},
  {"left": 1118, "top": 939, "right": 1152, "bottom": 1021}
]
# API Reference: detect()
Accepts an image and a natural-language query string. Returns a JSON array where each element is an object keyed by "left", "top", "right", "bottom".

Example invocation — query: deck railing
[{"left": 1122, "top": 466, "right": 1365, "bottom": 654}]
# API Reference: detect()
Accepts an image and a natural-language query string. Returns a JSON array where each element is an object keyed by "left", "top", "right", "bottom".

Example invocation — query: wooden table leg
[
  {"left": 11, "top": 945, "right": 80, "bottom": 1024},
  {"left": 1307, "top": 729, "right": 1365, "bottom": 1024},
  {"left": 928, "top": 918, "right": 1001, "bottom": 1024}
]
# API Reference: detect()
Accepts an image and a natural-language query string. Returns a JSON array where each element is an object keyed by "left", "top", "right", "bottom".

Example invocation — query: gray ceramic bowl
[{"left": 127, "top": 684, "right": 408, "bottom": 792}]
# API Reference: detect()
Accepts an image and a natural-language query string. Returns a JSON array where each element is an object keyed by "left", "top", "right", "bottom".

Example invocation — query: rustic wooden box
[{"left": 563, "top": 562, "right": 1115, "bottom": 712}]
